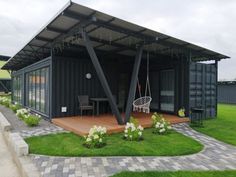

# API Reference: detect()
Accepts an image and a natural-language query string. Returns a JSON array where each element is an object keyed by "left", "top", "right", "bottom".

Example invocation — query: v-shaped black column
[
  {"left": 124, "top": 46, "right": 143, "bottom": 123},
  {"left": 82, "top": 31, "right": 124, "bottom": 125}
]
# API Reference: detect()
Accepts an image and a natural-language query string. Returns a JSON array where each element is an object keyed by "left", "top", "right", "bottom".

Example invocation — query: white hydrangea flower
[
  {"left": 131, "top": 126, "right": 136, "bottom": 132},
  {"left": 93, "top": 134, "right": 99, "bottom": 139},
  {"left": 159, "top": 128, "right": 166, "bottom": 133},
  {"left": 138, "top": 131, "right": 142, "bottom": 136},
  {"left": 86, "top": 137, "right": 91, "bottom": 142},
  {"left": 151, "top": 115, "right": 156, "bottom": 119},
  {"left": 138, "top": 125, "right": 143, "bottom": 131}
]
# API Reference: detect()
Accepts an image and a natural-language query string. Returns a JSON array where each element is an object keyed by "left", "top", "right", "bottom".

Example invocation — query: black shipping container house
[{"left": 2, "top": 1, "right": 229, "bottom": 124}]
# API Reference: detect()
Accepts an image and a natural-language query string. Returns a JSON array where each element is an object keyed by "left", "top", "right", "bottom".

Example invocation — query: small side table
[{"left": 190, "top": 107, "right": 204, "bottom": 126}]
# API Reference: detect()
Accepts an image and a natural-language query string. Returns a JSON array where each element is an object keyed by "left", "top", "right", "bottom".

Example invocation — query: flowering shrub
[
  {"left": 123, "top": 117, "right": 144, "bottom": 141},
  {"left": 151, "top": 112, "right": 164, "bottom": 126},
  {"left": 16, "top": 108, "right": 29, "bottom": 120},
  {"left": 84, "top": 126, "right": 107, "bottom": 148},
  {"left": 24, "top": 114, "right": 41, "bottom": 127},
  {"left": 0, "top": 97, "right": 11, "bottom": 107},
  {"left": 9, "top": 102, "right": 21, "bottom": 113},
  {"left": 151, "top": 113, "right": 172, "bottom": 135}
]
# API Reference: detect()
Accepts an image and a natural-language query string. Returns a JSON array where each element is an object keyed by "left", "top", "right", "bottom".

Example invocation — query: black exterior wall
[
  {"left": 50, "top": 51, "right": 191, "bottom": 119},
  {"left": 10, "top": 50, "right": 218, "bottom": 120},
  {"left": 188, "top": 62, "right": 217, "bottom": 118},
  {"left": 51, "top": 56, "right": 123, "bottom": 118}
]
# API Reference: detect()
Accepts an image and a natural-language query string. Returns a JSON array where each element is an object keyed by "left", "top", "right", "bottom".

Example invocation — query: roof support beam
[
  {"left": 87, "top": 17, "right": 116, "bottom": 34},
  {"left": 95, "top": 28, "right": 147, "bottom": 49},
  {"left": 46, "top": 26, "right": 67, "bottom": 34},
  {"left": 124, "top": 45, "right": 143, "bottom": 123},
  {"left": 82, "top": 30, "right": 124, "bottom": 125},
  {"left": 28, "top": 45, "right": 42, "bottom": 60},
  {"left": 22, "top": 49, "right": 46, "bottom": 55},
  {"left": 35, "top": 36, "right": 53, "bottom": 43},
  {"left": 29, "top": 44, "right": 50, "bottom": 49}
]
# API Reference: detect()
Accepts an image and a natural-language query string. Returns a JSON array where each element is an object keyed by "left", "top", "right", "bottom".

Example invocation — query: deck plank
[{"left": 52, "top": 113, "right": 189, "bottom": 136}]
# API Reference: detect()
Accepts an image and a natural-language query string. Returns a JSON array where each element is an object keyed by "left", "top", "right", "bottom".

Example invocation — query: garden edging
[{"left": 0, "top": 112, "right": 40, "bottom": 177}]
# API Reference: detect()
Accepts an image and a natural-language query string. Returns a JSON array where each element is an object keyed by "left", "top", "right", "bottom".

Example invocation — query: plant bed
[{"left": 25, "top": 128, "right": 203, "bottom": 157}]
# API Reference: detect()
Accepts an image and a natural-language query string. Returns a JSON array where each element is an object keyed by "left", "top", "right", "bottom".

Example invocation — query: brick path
[
  {"left": 0, "top": 105, "right": 66, "bottom": 138},
  {"left": 31, "top": 123, "right": 236, "bottom": 177}
]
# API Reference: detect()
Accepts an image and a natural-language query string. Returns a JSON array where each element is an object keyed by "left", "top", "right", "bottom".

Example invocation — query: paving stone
[{"left": 25, "top": 123, "right": 236, "bottom": 177}]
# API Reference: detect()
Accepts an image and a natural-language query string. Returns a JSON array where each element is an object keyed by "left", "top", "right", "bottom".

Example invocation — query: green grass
[
  {"left": 0, "top": 61, "right": 11, "bottom": 79},
  {"left": 193, "top": 104, "right": 236, "bottom": 146},
  {"left": 25, "top": 128, "right": 203, "bottom": 157},
  {"left": 111, "top": 171, "right": 236, "bottom": 177}
]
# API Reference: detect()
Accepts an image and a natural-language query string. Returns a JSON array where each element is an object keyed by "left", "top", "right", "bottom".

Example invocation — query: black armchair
[{"left": 78, "top": 95, "right": 94, "bottom": 116}]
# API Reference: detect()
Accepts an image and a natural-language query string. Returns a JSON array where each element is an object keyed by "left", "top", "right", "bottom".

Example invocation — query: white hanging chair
[
  {"left": 133, "top": 52, "right": 152, "bottom": 114},
  {"left": 133, "top": 96, "right": 152, "bottom": 113}
]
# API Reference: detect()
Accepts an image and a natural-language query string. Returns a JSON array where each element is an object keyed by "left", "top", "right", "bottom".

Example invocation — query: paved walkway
[
  {"left": 0, "top": 105, "right": 65, "bottom": 138},
  {"left": 31, "top": 123, "right": 236, "bottom": 177},
  {"left": 0, "top": 133, "right": 20, "bottom": 177}
]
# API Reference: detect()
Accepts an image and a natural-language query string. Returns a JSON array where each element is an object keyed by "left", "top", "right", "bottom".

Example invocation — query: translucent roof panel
[{"left": 2, "top": 1, "right": 229, "bottom": 70}]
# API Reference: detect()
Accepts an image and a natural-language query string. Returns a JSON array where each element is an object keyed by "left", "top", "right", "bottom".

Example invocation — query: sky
[{"left": 0, "top": 0, "right": 235, "bottom": 80}]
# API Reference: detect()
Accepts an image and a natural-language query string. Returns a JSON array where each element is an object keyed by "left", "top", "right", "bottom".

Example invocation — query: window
[
  {"left": 12, "top": 75, "right": 22, "bottom": 103},
  {"left": 26, "top": 67, "right": 49, "bottom": 115}
]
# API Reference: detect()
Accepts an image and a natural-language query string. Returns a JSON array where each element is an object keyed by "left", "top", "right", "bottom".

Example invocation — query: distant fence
[
  {"left": 218, "top": 81, "right": 236, "bottom": 104},
  {"left": 0, "top": 79, "right": 11, "bottom": 93}
]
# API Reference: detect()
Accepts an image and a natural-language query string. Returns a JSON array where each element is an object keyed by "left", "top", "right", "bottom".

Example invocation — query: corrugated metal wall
[
  {"left": 218, "top": 84, "right": 236, "bottom": 104},
  {"left": 51, "top": 56, "right": 122, "bottom": 118},
  {"left": 189, "top": 63, "right": 217, "bottom": 118}
]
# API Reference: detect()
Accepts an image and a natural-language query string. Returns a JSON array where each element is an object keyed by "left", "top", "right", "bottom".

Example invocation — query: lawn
[
  {"left": 111, "top": 171, "right": 236, "bottom": 177},
  {"left": 25, "top": 128, "right": 203, "bottom": 157},
  {"left": 193, "top": 104, "right": 236, "bottom": 146},
  {"left": 0, "top": 61, "right": 11, "bottom": 79}
]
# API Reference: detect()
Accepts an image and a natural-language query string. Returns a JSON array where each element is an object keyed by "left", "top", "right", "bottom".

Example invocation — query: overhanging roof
[
  {"left": 2, "top": 1, "right": 230, "bottom": 70},
  {"left": 0, "top": 55, "right": 11, "bottom": 61}
]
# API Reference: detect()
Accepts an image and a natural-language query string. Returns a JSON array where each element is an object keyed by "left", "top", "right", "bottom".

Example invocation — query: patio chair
[{"left": 78, "top": 95, "right": 94, "bottom": 116}]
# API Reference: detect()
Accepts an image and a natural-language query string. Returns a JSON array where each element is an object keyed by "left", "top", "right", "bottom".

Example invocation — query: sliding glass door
[
  {"left": 26, "top": 67, "right": 49, "bottom": 115},
  {"left": 160, "top": 69, "right": 175, "bottom": 112},
  {"left": 12, "top": 75, "right": 22, "bottom": 104}
]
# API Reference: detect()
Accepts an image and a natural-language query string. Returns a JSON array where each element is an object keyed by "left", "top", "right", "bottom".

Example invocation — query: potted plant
[{"left": 178, "top": 107, "right": 185, "bottom": 118}]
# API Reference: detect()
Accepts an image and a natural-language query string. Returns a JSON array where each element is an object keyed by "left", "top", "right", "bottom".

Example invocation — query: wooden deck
[{"left": 52, "top": 113, "right": 189, "bottom": 136}]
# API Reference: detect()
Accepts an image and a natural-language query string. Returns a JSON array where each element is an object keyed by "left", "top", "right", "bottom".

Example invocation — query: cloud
[{"left": 0, "top": 0, "right": 235, "bottom": 80}]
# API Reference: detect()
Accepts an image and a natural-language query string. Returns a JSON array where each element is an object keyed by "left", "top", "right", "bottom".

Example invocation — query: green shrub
[
  {"left": 123, "top": 117, "right": 144, "bottom": 141},
  {"left": 24, "top": 114, "right": 41, "bottom": 127},
  {"left": 0, "top": 97, "right": 11, "bottom": 107},
  {"left": 9, "top": 103, "right": 22, "bottom": 113},
  {"left": 16, "top": 108, "right": 29, "bottom": 120},
  {"left": 83, "top": 126, "right": 107, "bottom": 148},
  {"left": 151, "top": 112, "right": 163, "bottom": 126},
  {"left": 152, "top": 113, "right": 172, "bottom": 135}
]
